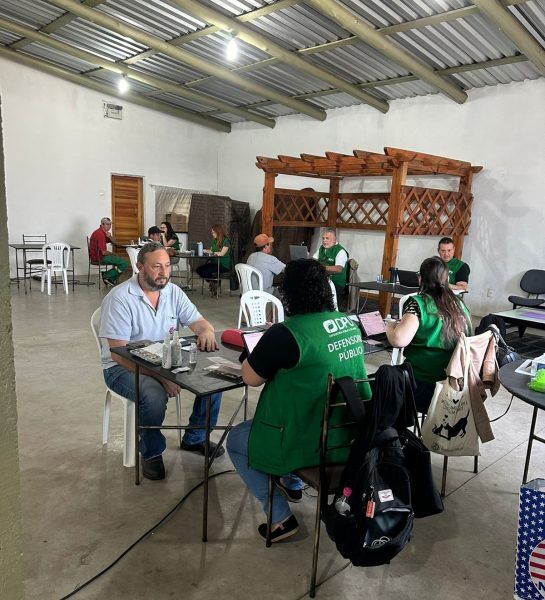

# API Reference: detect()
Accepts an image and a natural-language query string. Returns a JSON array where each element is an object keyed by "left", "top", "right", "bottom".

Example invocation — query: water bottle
[
  {"left": 334, "top": 487, "right": 352, "bottom": 516},
  {"left": 162, "top": 333, "right": 172, "bottom": 369},
  {"left": 189, "top": 342, "right": 198, "bottom": 365},
  {"left": 197, "top": 241, "right": 203, "bottom": 257},
  {"left": 171, "top": 331, "right": 182, "bottom": 367}
]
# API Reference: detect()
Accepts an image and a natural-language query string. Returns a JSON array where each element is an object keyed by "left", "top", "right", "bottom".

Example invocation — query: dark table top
[
  {"left": 499, "top": 359, "right": 545, "bottom": 410},
  {"left": 174, "top": 252, "right": 220, "bottom": 260},
  {"left": 9, "top": 243, "right": 80, "bottom": 250},
  {"left": 112, "top": 335, "right": 245, "bottom": 397},
  {"left": 349, "top": 280, "right": 419, "bottom": 295}
]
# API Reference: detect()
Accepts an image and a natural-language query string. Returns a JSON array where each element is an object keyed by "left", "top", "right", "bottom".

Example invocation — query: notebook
[
  {"left": 242, "top": 331, "right": 264, "bottom": 354},
  {"left": 289, "top": 245, "right": 309, "bottom": 261},
  {"left": 396, "top": 269, "right": 419, "bottom": 288}
]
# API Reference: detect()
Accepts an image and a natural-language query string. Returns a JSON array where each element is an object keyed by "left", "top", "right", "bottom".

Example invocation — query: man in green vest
[
  {"left": 314, "top": 228, "right": 349, "bottom": 309},
  {"left": 438, "top": 237, "right": 470, "bottom": 291},
  {"left": 227, "top": 259, "right": 371, "bottom": 543}
]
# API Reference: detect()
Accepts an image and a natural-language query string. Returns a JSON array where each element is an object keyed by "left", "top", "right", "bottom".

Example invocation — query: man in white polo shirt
[{"left": 99, "top": 242, "right": 223, "bottom": 481}]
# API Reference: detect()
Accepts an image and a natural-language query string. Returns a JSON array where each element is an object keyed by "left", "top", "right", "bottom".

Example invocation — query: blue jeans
[
  {"left": 104, "top": 364, "right": 221, "bottom": 460},
  {"left": 227, "top": 420, "right": 303, "bottom": 524}
]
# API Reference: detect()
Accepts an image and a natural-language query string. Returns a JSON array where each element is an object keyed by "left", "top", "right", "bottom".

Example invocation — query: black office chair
[
  {"left": 508, "top": 270, "right": 545, "bottom": 309},
  {"left": 265, "top": 373, "right": 373, "bottom": 598}
]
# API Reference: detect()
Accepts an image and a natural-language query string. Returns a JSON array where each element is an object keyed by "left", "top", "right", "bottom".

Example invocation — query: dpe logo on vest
[{"left": 323, "top": 316, "right": 352, "bottom": 334}]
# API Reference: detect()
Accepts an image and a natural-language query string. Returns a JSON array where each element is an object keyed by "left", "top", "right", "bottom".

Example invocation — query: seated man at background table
[
  {"left": 99, "top": 242, "right": 223, "bottom": 481},
  {"left": 147, "top": 226, "right": 163, "bottom": 243},
  {"left": 89, "top": 217, "right": 129, "bottom": 286},
  {"left": 247, "top": 233, "right": 286, "bottom": 295},
  {"left": 313, "top": 228, "right": 349, "bottom": 309},
  {"left": 438, "top": 236, "right": 470, "bottom": 291}
]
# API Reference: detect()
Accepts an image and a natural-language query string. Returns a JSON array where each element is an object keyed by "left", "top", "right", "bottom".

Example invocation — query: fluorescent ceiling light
[
  {"left": 226, "top": 37, "right": 238, "bottom": 61},
  {"left": 118, "top": 76, "right": 129, "bottom": 94}
]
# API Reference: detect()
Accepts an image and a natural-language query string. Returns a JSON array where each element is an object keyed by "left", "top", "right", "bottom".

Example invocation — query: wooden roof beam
[
  {"left": 384, "top": 147, "right": 473, "bottom": 171},
  {"left": 472, "top": 0, "right": 545, "bottom": 76},
  {"left": 305, "top": 0, "right": 468, "bottom": 104},
  {"left": 47, "top": 0, "right": 327, "bottom": 121},
  {"left": 0, "top": 16, "right": 275, "bottom": 129},
  {"left": 0, "top": 46, "right": 230, "bottom": 132},
  {"left": 169, "top": 0, "right": 389, "bottom": 113}
]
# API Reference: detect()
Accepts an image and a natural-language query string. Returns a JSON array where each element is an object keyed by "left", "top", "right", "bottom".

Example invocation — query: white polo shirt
[{"left": 99, "top": 275, "right": 201, "bottom": 370}]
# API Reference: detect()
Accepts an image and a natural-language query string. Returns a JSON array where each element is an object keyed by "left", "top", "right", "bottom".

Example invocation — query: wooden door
[{"left": 111, "top": 175, "right": 143, "bottom": 252}]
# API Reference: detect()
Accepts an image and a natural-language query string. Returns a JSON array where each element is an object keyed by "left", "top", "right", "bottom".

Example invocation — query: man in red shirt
[{"left": 89, "top": 217, "right": 128, "bottom": 285}]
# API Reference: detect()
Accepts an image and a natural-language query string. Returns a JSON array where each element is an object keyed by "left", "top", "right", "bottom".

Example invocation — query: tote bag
[{"left": 422, "top": 335, "right": 479, "bottom": 457}]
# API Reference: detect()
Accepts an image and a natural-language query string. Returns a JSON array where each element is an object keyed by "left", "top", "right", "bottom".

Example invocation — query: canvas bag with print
[{"left": 422, "top": 334, "right": 479, "bottom": 457}]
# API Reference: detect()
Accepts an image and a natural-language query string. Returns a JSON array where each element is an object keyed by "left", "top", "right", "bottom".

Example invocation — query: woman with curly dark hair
[
  {"left": 386, "top": 255, "right": 471, "bottom": 412},
  {"left": 227, "top": 259, "right": 372, "bottom": 543}
]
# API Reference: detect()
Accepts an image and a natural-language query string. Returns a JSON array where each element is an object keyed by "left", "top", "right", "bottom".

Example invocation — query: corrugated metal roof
[
  {"left": 0, "top": 0, "right": 543, "bottom": 131},
  {"left": 0, "top": 0, "right": 64, "bottom": 29}
]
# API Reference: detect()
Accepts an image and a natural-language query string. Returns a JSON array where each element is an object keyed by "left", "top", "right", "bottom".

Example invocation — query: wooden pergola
[{"left": 256, "top": 147, "right": 482, "bottom": 314}]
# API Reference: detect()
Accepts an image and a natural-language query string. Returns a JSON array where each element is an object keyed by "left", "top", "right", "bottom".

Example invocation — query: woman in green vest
[
  {"left": 386, "top": 256, "right": 471, "bottom": 413},
  {"left": 227, "top": 259, "right": 372, "bottom": 543},
  {"left": 196, "top": 224, "right": 231, "bottom": 294},
  {"left": 160, "top": 221, "right": 181, "bottom": 266}
]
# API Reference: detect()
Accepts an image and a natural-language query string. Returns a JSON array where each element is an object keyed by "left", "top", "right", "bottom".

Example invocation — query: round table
[{"left": 499, "top": 359, "right": 545, "bottom": 483}]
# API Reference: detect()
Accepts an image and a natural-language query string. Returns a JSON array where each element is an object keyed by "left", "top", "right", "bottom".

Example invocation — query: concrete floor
[{"left": 10, "top": 276, "right": 545, "bottom": 600}]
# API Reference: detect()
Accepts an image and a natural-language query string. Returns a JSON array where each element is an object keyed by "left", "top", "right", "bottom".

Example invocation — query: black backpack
[{"left": 322, "top": 378, "right": 413, "bottom": 567}]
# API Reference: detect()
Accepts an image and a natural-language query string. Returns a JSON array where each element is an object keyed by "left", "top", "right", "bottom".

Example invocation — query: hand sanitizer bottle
[
  {"left": 162, "top": 333, "right": 172, "bottom": 369},
  {"left": 171, "top": 331, "right": 182, "bottom": 367}
]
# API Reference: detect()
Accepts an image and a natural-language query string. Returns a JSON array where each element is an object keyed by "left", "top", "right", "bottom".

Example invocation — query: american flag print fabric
[{"left": 515, "top": 482, "right": 545, "bottom": 599}]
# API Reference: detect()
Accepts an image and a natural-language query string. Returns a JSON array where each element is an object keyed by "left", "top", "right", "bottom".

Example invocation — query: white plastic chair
[
  {"left": 240, "top": 290, "right": 284, "bottom": 327},
  {"left": 126, "top": 246, "right": 139, "bottom": 275},
  {"left": 40, "top": 242, "right": 70, "bottom": 295},
  {"left": 170, "top": 241, "right": 184, "bottom": 279},
  {"left": 329, "top": 279, "right": 338, "bottom": 310},
  {"left": 390, "top": 292, "right": 418, "bottom": 365},
  {"left": 90, "top": 308, "right": 182, "bottom": 468},
  {"left": 235, "top": 264, "right": 264, "bottom": 327}
]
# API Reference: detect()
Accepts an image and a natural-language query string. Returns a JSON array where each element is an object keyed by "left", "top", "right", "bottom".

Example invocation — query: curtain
[{"left": 152, "top": 186, "right": 212, "bottom": 225}]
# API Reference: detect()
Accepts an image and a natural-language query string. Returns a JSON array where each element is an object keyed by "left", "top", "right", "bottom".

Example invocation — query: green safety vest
[
  {"left": 318, "top": 244, "right": 348, "bottom": 288},
  {"left": 248, "top": 311, "right": 372, "bottom": 476},
  {"left": 211, "top": 237, "right": 231, "bottom": 269},
  {"left": 446, "top": 257, "right": 465, "bottom": 285},
  {"left": 403, "top": 294, "right": 470, "bottom": 383}
]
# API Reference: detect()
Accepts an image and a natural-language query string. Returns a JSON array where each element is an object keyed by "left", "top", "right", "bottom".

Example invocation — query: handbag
[
  {"left": 399, "top": 372, "right": 444, "bottom": 518},
  {"left": 422, "top": 335, "right": 479, "bottom": 457}
]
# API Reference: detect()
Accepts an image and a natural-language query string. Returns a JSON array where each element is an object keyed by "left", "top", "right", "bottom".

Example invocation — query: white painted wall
[
  {"left": 0, "top": 57, "right": 221, "bottom": 276},
  {"left": 217, "top": 79, "right": 545, "bottom": 316}
]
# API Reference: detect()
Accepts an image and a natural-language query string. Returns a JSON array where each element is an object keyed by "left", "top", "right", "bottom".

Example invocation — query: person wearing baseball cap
[{"left": 247, "top": 233, "right": 286, "bottom": 295}]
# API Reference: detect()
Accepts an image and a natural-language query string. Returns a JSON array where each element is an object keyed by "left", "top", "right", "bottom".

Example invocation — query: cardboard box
[{"left": 166, "top": 213, "right": 188, "bottom": 233}]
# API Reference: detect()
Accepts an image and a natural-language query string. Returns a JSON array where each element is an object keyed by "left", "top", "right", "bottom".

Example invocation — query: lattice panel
[
  {"left": 273, "top": 189, "right": 329, "bottom": 225},
  {"left": 398, "top": 187, "right": 472, "bottom": 236},
  {"left": 337, "top": 193, "right": 389, "bottom": 230}
]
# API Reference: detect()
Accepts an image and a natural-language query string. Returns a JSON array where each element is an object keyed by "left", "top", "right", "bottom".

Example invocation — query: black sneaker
[
  {"left": 102, "top": 275, "right": 116, "bottom": 287},
  {"left": 275, "top": 477, "right": 303, "bottom": 503},
  {"left": 258, "top": 514, "right": 299, "bottom": 543},
  {"left": 142, "top": 455, "right": 165, "bottom": 480},
  {"left": 180, "top": 440, "right": 225, "bottom": 458}
]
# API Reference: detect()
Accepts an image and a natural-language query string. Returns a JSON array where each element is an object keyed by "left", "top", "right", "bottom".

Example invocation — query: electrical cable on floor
[
  {"left": 489, "top": 394, "right": 515, "bottom": 422},
  {"left": 58, "top": 469, "right": 235, "bottom": 600}
]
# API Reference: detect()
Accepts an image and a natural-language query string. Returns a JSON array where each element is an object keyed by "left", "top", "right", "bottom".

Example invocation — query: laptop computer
[
  {"left": 356, "top": 311, "right": 387, "bottom": 345},
  {"left": 396, "top": 269, "right": 419, "bottom": 288},
  {"left": 289, "top": 245, "right": 309, "bottom": 261}
]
